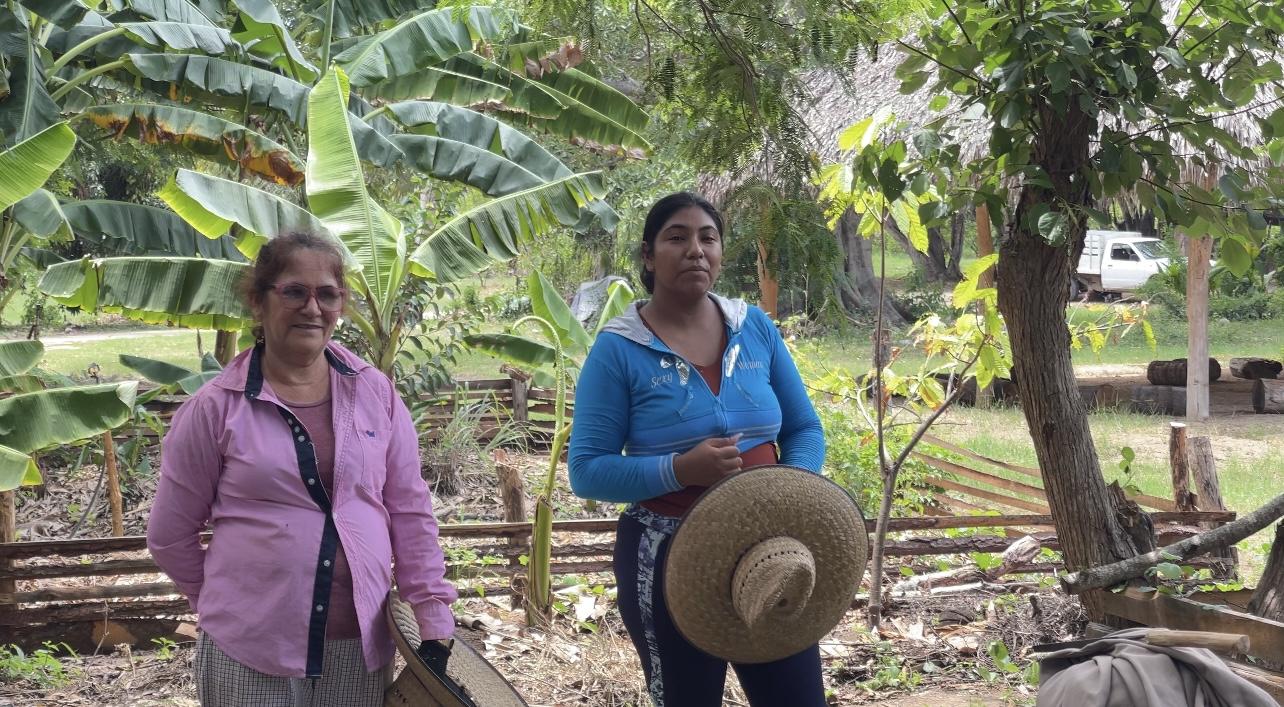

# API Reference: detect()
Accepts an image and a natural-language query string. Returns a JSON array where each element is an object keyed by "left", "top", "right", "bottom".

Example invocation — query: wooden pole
[
  {"left": 494, "top": 448, "right": 528, "bottom": 609},
  {"left": 1169, "top": 422, "right": 1196, "bottom": 512},
  {"left": 102, "top": 432, "right": 125, "bottom": 537},
  {"left": 0, "top": 490, "right": 15, "bottom": 623},
  {"left": 1189, "top": 435, "right": 1238, "bottom": 573},
  {"left": 1186, "top": 234, "right": 1212, "bottom": 420}
]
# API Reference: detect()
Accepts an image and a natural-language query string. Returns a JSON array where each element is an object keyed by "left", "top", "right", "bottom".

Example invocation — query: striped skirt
[{"left": 194, "top": 632, "right": 392, "bottom": 707}]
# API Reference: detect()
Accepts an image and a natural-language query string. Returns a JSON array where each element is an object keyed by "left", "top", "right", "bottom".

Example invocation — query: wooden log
[
  {"left": 1130, "top": 385, "right": 1187, "bottom": 415},
  {"left": 4, "top": 581, "right": 179, "bottom": 605},
  {"left": 1145, "top": 358, "right": 1221, "bottom": 386},
  {"left": 509, "top": 373, "right": 528, "bottom": 424},
  {"left": 0, "top": 599, "right": 195, "bottom": 625},
  {"left": 1079, "top": 383, "right": 1121, "bottom": 410},
  {"left": 1099, "top": 586, "right": 1284, "bottom": 664},
  {"left": 1142, "top": 629, "right": 1250, "bottom": 654},
  {"left": 1189, "top": 435, "right": 1238, "bottom": 573},
  {"left": 103, "top": 432, "right": 125, "bottom": 537},
  {"left": 1169, "top": 422, "right": 1196, "bottom": 512},
  {"left": 1231, "top": 357, "right": 1282, "bottom": 380},
  {"left": 1063, "top": 490, "right": 1284, "bottom": 593},
  {"left": 1252, "top": 379, "right": 1284, "bottom": 414},
  {"left": 0, "top": 558, "right": 161, "bottom": 581},
  {"left": 0, "top": 490, "right": 14, "bottom": 623}
]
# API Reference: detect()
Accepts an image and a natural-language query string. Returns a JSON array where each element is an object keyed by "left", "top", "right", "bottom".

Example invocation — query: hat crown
[{"left": 731, "top": 536, "right": 816, "bottom": 629}]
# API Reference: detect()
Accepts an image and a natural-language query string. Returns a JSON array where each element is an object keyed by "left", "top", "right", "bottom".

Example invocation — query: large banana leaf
[
  {"left": 0, "top": 12, "right": 60, "bottom": 147},
  {"left": 335, "top": 6, "right": 518, "bottom": 87},
  {"left": 39, "top": 256, "right": 250, "bottom": 329},
  {"left": 306, "top": 67, "right": 404, "bottom": 314},
  {"left": 0, "top": 340, "right": 43, "bottom": 377},
  {"left": 595, "top": 279, "right": 635, "bottom": 334},
  {"left": 159, "top": 169, "right": 331, "bottom": 259},
  {"left": 529, "top": 270, "right": 591, "bottom": 351},
  {"left": 122, "top": 54, "right": 311, "bottom": 125},
  {"left": 120, "top": 353, "right": 218, "bottom": 393},
  {"left": 303, "top": 0, "right": 433, "bottom": 38},
  {"left": 0, "top": 444, "right": 40, "bottom": 492},
  {"left": 346, "top": 112, "right": 406, "bottom": 168},
  {"left": 358, "top": 64, "right": 511, "bottom": 105},
  {"left": 0, "top": 380, "right": 138, "bottom": 490},
  {"left": 408, "top": 171, "right": 604, "bottom": 282},
  {"left": 118, "top": 21, "right": 241, "bottom": 54},
  {"left": 462, "top": 332, "right": 558, "bottom": 368},
  {"left": 386, "top": 100, "right": 572, "bottom": 182},
  {"left": 112, "top": 0, "right": 220, "bottom": 26},
  {"left": 63, "top": 199, "right": 245, "bottom": 260},
  {"left": 0, "top": 123, "right": 76, "bottom": 211},
  {"left": 80, "top": 104, "right": 303, "bottom": 185},
  {"left": 19, "top": 0, "right": 93, "bottom": 29},
  {"left": 13, "top": 189, "right": 72, "bottom": 242},
  {"left": 230, "top": 0, "right": 318, "bottom": 83}
]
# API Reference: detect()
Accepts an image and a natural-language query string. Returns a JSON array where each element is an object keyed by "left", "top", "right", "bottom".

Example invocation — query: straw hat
[
  {"left": 663, "top": 465, "right": 868, "bottom": 664},
  {"left": 384, "top": 591, "right": 528, "bottom": 707}
]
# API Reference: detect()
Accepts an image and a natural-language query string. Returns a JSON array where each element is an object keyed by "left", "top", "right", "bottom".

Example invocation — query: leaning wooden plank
[
  {"left": 1063, "top": 490, "right": 1284, "bottom": 593},
  {"left": 913, "top": 453, "right": 1050, "bottom": 501},
  {"left": 924, "top": 475, "right": 1052, "bottom": 514},
  {"left": 920, "top": 433, "right": 1043, "bottom": 479},
  {"left": 1226, "top": 660, "right": 1284, "bottom": 704},
  {"left": 1099, "top": 587, "right": 1284, "bottom": 664}
]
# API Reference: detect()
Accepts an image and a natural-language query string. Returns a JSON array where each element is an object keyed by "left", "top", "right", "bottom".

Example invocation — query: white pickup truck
[{"left": 1073, "top": 230, "right": 1170, "bottom": 298}]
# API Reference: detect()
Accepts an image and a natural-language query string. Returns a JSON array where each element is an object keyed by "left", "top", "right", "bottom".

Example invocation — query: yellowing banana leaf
[
  {"left": 13, "top": 189, "right": 72, "bottom": 241},
  {"left": 0, "top": 21, "right": 60, "bottom": 147},
  {"left": 0, "top": 380, "right": 137, "bottom": 455},
  {"left": 81, "top": 104, "right": 303, "bottom": 185},
  {"left": 122, "top": 54, "right": 310, "bottom": 125},
  {"left": 0, "top": 340, "right": 43, "bottom": 377},
  {"left": 159, "top": 169, "right": 332, "bottom": 259},
  {"left": 0, "top": 444, "right": 40, "bottom": 492},
  {"left": 39, "top": 256, "right": 251, "bottom": 330},
  {"left": 335, "top": 6, "right": 518, "bottom": 87},
  {"left": 63, "top": 199, "right": 245, "bottom": 260},
  {"left": 408, "top": 171, "right": 604, "bottom": 282},
  {"left": 0, "top": 122, "right": 76, "bottom": 210},
  {"left": 306, "top": 67, "right": 405, "bottom": 317},
  {"left": 230, "top": 0, "right": 319, "bottom": 83},
  {"left": 0, "top": 375, "right": 45, "bottom": 394},
  {"left": 302, "top": 0, "right": 433, "bottom": 38}
]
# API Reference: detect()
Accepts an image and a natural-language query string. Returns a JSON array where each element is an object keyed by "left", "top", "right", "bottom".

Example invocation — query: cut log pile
[
  {"left": 1252, "top": 379, "right": 1284, "bottom": 414},
  {"left": 1231, "top": 357, "right": 1283, "bottom": 380},
  {"left": 1146, "top": 357, "right": 1222, "bottom": 386}
]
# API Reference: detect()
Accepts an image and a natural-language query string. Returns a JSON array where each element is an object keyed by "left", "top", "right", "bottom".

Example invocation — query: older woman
[
  {"left": 148, "top": 233, "right": 460, "bottom": 706},
  {"left": 568, "top": 192, "right": 828, "bottom": 706}
]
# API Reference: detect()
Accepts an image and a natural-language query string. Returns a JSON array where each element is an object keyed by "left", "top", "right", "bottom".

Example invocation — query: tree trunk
[
  {"left": 883, "top": 216, "right": 940, "bottom": 281},
  {"left": 214, "top": 330, "right": 238, "bottom": 365},
  {"left": 836, "top": 210, "right": 910, "bottom": 326},
  {"left": 1250, "top": 523, "right": 1284, "bottom": 621},
  {"left": 756, "top": 239, "right": 779, "bottom": 319},
  {"left": 996, "top": 100, "right": 1145, "bottom": 620},
  {"left": 946, "top": 213, "right": 966, "bottom": 282}
]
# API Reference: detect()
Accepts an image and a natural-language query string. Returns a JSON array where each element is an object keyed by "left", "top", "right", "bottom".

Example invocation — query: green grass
[{"left": 34, "top": 330, "right": 208, "bottom": 379}]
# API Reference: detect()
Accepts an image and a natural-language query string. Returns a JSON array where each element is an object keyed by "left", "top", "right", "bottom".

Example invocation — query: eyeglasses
[{"left": 267, "top": 283, "right": 347, "bottom": 312}]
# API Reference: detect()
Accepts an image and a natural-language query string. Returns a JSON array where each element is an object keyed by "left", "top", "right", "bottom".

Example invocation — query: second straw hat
[{"left": 663, "top": 465, "right": 868, "bottom": 664}]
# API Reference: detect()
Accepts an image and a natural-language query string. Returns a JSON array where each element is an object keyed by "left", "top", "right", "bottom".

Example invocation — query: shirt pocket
[{"left": 352, "top": 423, "right": 392, "bottom": 495}]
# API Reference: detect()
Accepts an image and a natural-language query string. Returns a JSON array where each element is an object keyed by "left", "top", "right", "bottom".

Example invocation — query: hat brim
[
  {"left": 663, "top": 465, "right": 869, "bottom": 664},
  {"left": 385, "top": 591, "right": 529, "bottom": 707}
]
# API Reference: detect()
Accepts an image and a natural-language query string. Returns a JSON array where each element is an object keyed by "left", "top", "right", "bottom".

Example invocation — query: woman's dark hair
[
  {"left": 639, "top": 192, "right": 724, "bottom": 294},
  {"left": 242, "top": 232, "right": 347, "bottom": 337}
]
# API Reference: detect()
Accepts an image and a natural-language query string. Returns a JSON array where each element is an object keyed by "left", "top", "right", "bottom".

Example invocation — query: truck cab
[{"left": 1075, "top": 230, "right": 1169, "bottom": 297}]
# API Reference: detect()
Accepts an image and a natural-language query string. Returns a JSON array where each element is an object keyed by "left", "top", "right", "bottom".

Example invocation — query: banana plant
[
  {"left": 119, "top": 351, "right": 223, "bottom": 397},
  {"left": 41, "top": 65, "right": 613, "bottom": 377},
  {"left": 0, "top": 340, "right": 138, "bottom": 492},
  {"left": 0, "top": 122, "right": 77, "bottom": 294},
  {"left": 464, "top": 269, "right": 635, "bottom": 386}
]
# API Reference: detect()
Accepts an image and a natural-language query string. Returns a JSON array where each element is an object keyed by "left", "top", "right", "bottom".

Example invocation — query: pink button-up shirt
[{"left": 147, "top": 342, "right": 456, "bottom": 677}]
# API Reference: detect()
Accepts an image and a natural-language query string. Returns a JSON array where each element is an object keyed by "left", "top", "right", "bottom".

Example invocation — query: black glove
[{"left": 415, "top": 639, "right": 478, "bottom": 706}]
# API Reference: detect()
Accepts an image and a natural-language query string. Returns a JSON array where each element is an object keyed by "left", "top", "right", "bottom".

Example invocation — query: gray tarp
[{"left": 1037, "top": 628, "right": 1277, "bottom": 706}]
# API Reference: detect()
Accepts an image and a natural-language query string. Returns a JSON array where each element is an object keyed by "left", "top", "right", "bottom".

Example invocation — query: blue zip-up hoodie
[{"left": 568, "top": 293, "right": 825, "bottom": 503}]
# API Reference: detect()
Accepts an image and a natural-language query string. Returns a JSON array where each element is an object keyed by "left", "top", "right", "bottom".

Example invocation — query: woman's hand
[{"left": 674, "top": 434, "right": 742, "bottom": 488}]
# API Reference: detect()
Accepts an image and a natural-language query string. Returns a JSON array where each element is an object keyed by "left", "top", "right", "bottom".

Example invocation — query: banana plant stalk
[{"left": 516, "top": 315, "right": 569, "bottom": 625}]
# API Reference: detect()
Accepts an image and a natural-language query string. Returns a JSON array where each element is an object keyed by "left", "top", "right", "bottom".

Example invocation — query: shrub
[{"left": 816, "top": 398, "right": 936, "bottom": 516}]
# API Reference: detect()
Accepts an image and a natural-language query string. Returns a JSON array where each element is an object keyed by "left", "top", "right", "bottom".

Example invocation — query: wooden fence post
[
  {"left": 102, "top": 432, "right": 124, "bottom": 537},
  {"left": 494, "top": 449, "right": 528, "bottom": 609},
  {"left": 503, "top": 367, "right": 530, "bottom": 425},
  {"left": 1169, "top": 422, "right": 1196, "bottom": 512},
  {"left": 1189, "top": 435, "right": 1238, "bottom": 573},
  {"left": 0, "top": 489, "right": 15, "bottom": 623}
]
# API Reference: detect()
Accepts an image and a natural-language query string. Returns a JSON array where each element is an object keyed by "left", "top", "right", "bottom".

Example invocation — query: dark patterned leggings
[{"left": 613, "top": 506, "right": 828, "bottom": 707}]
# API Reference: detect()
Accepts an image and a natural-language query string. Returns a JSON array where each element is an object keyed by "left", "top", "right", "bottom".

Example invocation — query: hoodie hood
[{"left": 600, "top": 293, "right": 749, "bottom": 347}]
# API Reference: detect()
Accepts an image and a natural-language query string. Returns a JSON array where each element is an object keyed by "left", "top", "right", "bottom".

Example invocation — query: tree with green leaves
[{"left": 889, "top": 0, "right": 1284, "bottom": 618}]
